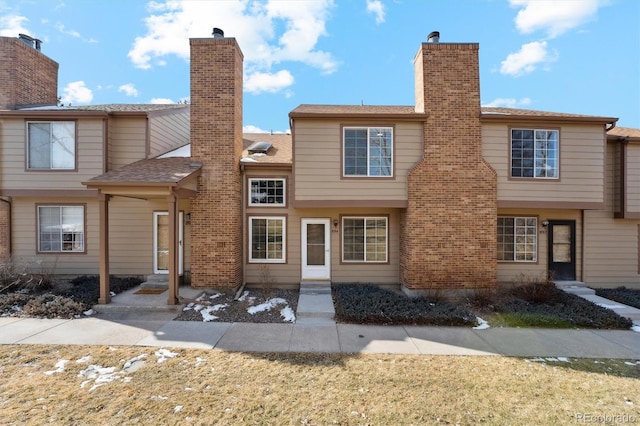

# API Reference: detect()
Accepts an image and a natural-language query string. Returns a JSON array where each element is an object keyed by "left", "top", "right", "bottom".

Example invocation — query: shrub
[
  {"left": 332, "top": 284, "right": 477, "bottom": 326},
  {"left": 64, "top": 275, "right": 143, "bottom": 305},
  {"left": 21, "top": 294, "right": 88, "bottom": 319}
]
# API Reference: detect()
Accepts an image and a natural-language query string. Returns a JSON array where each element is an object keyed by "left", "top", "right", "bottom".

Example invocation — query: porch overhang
[{"left": 82, "top": 158, "right": 201, "bottom": 305}]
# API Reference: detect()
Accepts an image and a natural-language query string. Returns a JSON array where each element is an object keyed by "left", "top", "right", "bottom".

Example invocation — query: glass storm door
[
  {"left": 153, "top": 211, "right": 183, "bottom": 275},
  {"left": 301, "top": 219, "right": 331, "bottom": 280},
  {"left": 548, "top": 220, "right": 576, "bottom": 281}
]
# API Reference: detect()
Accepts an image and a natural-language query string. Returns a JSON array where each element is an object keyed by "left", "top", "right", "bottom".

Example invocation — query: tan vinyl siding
[
  {"left": 108, "top": 116, "right": 147, "bottom": 169},
  {"left": 293, "top": 120, "right": 423, "bottom": 202},
  {"left": 148, "top": 109, "right": 190, "bottom": 158},
  {"left": 10, "top": 196, "right": 191, "bottom": 277},
  {"left": 496, "top": 208, "right": 582, "bottom": 284},
  {"left": 482, "top": 123, "right": 605, "bottom": 205},
  {"left": 627, "top": 144, "right": 640, "bottom": 214},
  {"left": 0, "top": 118, "right": 105, "bottom": 190},
  {"left": 583, "top": 142, "right": 640, "bottom": 288}
]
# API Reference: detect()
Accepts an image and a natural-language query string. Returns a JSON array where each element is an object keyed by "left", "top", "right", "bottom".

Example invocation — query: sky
[{"left": 1, "top": 0, "right": 639, "bottom": 133}]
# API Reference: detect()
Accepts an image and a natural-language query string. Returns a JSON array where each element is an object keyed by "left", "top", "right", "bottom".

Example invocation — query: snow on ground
[
  {"left": 473, "top": 317, "right": 490, "bottom": 330},
  {"left": 182, "top": 290, "right": 296, "bottom": 323}
]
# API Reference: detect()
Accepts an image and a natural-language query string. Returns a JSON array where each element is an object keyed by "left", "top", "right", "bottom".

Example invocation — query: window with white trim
[
  {"left": 511, "top": 129, "right": 558, "bottom": 179},
  {"left": 38, "top": 205, "right": 84, "bottom": 252},
  {"left": 249, "top": 216, "right": 286, "bottom": 262},
  {"left": 343, "top": 127, "right": 393, "bottom": 177},
  {"left": 342, "top": 217, "right": 388, "bottom": 262},
  {"left": 249, "top": 178, "right": 285, "bottom": 206},
  {"left": 497, "top": 217, "right": 537, "bottom": 262},
  {"left": 28, "top": 121, "right": 76, "bottom": 170}
]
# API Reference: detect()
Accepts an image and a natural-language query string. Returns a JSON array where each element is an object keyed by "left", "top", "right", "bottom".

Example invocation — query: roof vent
[
  {"left": 427, "top": 31, "right": 440, "bottom": 43},
  {"left": 247, "top": 141, "right": 272, "bottom": 154},
  {"left": 18, "top": 33, "right": 42, "bottom": 51},
  {"left": 212, "top": 28, "right": 224, "bottom": 38}
]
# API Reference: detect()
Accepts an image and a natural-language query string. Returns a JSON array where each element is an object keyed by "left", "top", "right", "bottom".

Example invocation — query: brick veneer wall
[
  {"left": 401, "top": 42, "right": 497, "bottom": 291},
  {"left": 189, "top": 37, "right": 244, "bottom": 288},
  {"left": 0, "top": 201, "right": 9, "bottom": 262},
  {"left": 0, "top": 37, "right": 58, "bottom": 109}
]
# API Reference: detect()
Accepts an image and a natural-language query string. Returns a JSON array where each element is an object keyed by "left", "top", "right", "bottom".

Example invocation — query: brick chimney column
[
  {"left": 0, "top": 36, "right": 58, "bottom": 109},
  {"left": 401, "top": 41, "right": 497, "bottom": 293},
  {"left": 189, "top": 34, "right": 244, "bottom": 288}
]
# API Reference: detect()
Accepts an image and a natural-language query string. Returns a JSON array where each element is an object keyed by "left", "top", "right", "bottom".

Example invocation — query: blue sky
[{"left": 2, "top": 0, "right": 638, "bottom": 132}]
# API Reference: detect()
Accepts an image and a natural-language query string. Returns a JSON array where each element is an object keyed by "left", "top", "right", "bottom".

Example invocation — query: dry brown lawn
[{"left": 0, "top": 345, "right": 638, "bottom": 425}]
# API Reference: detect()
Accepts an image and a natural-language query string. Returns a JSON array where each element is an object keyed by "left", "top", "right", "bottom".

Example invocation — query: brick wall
[
  {"left": 189, "top": 36, "right": 244, "bottom": 288},
  {"left": 0, "top": 37, "right": 58, "bottom": 109},
  {"left": 401, "top": 42, "right": 497, "bottom": 291}
]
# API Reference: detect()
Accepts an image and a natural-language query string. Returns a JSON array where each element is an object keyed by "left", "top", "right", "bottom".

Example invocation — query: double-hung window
[
  {"left": 249, "top": 216, "right": 286, "bottom": 263},
  {"left": 38, "top": 205, "right": 85, "bottom": 253},
  {"left": 343, "top": 127, "right": 393, "bottom": 177},
  {"left": 497, "top": 217, "right": 537, "bottom": 262},
  {"left": 248, "top": 178, "right": 285, "bottom": 206},
  {"left": 511, "top": 129, "right": 558, "bottom": 179},
  {"left": 27, "top": 121, "right": 76, "bottom": 170},
  {"left": 342, "top": 216, "right": 388, "bottom": 262}
]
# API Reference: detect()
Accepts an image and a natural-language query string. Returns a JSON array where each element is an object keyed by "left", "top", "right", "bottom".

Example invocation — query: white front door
[
  {"left": 301, "top": 218, "right": 331, "bottom": 280},
  {"left": 153, "top": 211, "right": 183, "bottom": 275}
]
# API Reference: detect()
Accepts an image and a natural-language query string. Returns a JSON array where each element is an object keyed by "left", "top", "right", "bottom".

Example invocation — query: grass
[
  {"left": 0, "top": 345, "right": 638, "bottom": 425},
  {"left": 488, "top": 312, "right": 575, "bottom": 328}
]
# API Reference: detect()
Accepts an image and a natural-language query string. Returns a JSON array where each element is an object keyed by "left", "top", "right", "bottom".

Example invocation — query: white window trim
[
  {"left": 343, "top": 126, "right": 394, "bottom": 177},
  {"left": 341, "top": 216, "right": 388, "bottom": 263},
  {"left": 248, "top": 178, "right": 286, "bottom": 207},
  {"left": 510, "top": 128, "right": 559, "bottom": 180},
  {"left": 248, "top": 216, "right": 286, "bottom": 263},
  {"left": 27, "top": 121, "right": 76, "bottom": 170},
  {"left": 497, "top": 216, "right": 537, "bottom": 262},
  {"left": 37, "top": 205, "right": 85, "bottom": 253}
]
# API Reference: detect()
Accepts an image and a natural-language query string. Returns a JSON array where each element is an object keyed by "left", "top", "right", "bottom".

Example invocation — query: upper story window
[
  {"left": 27, "top": 121, "right": 76, "bottom": 170},
  {"left": 249, "top": 178, "right": 286, "bottom": 206},
  {"left": 38, "top": 205, "right": 85, "bottom": 253},
  {"left": 511, "top": 129, "right": 558, "bottom": 179},
  {"left": 343, "top": 127, "right": 393, "bottom": 177}
]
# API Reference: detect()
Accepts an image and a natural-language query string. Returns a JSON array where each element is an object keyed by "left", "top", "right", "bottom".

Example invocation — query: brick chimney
[
  {"left": 0, "top": 35, "right": 58, "bottom": 109},
  {"left": 189, "top": 28, "right": 244, "bottom": 288},
  {"left": 401, "top": 33, "right": 497, "bottom": 293}
]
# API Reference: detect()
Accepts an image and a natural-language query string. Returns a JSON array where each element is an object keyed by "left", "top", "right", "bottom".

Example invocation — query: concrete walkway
[{"left": 0, "top": 284, "right": 638, "bottom": 358}]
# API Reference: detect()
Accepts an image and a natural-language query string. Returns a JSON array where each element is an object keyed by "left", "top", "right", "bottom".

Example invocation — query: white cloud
[
  {"left": 482, "top": 97, "right": 532, "bottom": 108},
  {"left": 366, "top": 0, "right": 385, "bottom": 24},
  {"left": 245, "top": 70, "right": 294, "bottom": 94},
  {"left": 150, "top": 98, "right": 174, "bottom": 104},
  {"left": 0, "top": 14, "right": 29, "bottom": 37},
  {"left": 60, "top": 81, "right": 93, "bottom": 105},
  {"left": 500, "top": 41, "right": 557, "bottom": 76},
  {"left": 118, "top": 83, "right": 139, "bottom": 97},
  {"left": 509, "top": 0, "right": 604, "bottom": 39},
  {"left": 243, "top": 124, "right": 289, "bottom": 134},
  {"left": 127, "top": 0, "right": 336, "bottom": 94}
]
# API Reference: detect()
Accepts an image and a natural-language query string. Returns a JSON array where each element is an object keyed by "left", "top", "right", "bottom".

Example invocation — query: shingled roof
[{"left": 84, "top": 157, "right": 201, "bottom": 187}]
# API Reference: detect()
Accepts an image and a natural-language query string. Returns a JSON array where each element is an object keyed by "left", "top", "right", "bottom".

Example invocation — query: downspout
[
  {"left": 581, "top": 209, "right": 585, "bottom": 282},
  {"left": 235, "top": 163, "right": 247, "bottom": 300},
  {"left": 0, "top": 197, "right": 12, "bottom": 259}
]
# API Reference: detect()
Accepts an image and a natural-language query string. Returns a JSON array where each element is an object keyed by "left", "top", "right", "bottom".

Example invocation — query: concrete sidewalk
[{"left": 1, "top": 313, "right": 638, "bottom": 358}]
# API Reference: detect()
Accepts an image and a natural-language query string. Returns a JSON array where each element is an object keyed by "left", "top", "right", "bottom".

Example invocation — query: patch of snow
[
  {"left": 209, "top": 293, "right": 222, "bottom": 300},
  {"left": 151, "top": 395, "right": 168, "bottom": 401},
  {"left": 155, "top": 348, "right": 179, "bottom": 363},
  {"left": 44, "top": 359, "right": 69, "bottom": 375},
  {"left": 240, "top": 157, "right": 258, "bottom": 162},
  {"left": 78, "top": 365, "right": 121, "bottom": 391},
  {"left": 280, "top": 306, "right": 296, "bottom": 323},
  {"left": 237, "top": 290, "right": 250, "bottom": 301},
  {"left": 525, "top": 357, "right": 547, "bottom": 363},
  {"left": 631, "top": 324, "right": 640, "bottom": 333},
  {"left": 597, "top": 303, "right": 627, "bottom": 309},
  {"left": 624, "top": 361, "right": 640, "bottom": 366},
  {"left": 83, "top": 309, "right": 94, "bottom": 316},
  {"left": 473, "top": 317, "right": 490, "bottom": 330},
  {"left": 195, "top": 357, "right": 205, "bottom": 367},
  {"left": 174, "top": 405, "right": 184, "bottom": 413},
  {"left": 109, "top": 291, "right": 116, "bottom": 297},
  {"left": 201, "top": 304, "right": 228, "bottom": 322},
  {"left": 123, "top": 354, "right": 148, "bottom": 373},
  {"left": 76, "top": 356, "right": 92, "bottom": 364},
  {"left": 247, "top": 297, "right": 287, "bottom": 315}
]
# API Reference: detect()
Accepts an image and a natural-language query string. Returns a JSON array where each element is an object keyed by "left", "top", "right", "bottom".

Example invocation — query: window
[
  {"left": 342, "top": 217, "right": 388, "bottom": 262},
  {"left": 27, "top": 121, "right": 76, "bottom": 170},
  {"left": 249, "top": 216, "right": 286, "bottom": 262},
  {"left": 38, "top": 206, "right": 84, "bottom": 252},
  {"left": 511, "top": 129, "right": 558, "bottom": 179},
  {"left": 343, "top": 127, "right": 393, "bottom": 177},
  {"left": 497, "top": 217, "right": 537, "bottom": 262},
  {"left": 249, "top": 178, "right": 285, "bottom": 206}
]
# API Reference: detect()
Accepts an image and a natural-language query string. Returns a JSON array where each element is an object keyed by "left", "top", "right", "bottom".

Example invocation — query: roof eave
[
  {"left": 480, "top": 113, "right": 618, "bottom": 126},
  {"left": 289, "top": 112, "right": 429, "bottom": 121}
]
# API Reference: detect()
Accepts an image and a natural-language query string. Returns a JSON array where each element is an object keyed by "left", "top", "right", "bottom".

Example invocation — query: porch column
[
  {"left": 98, "top": 192, "right": 111, "bottom": 304},
  {"left": 167, "top": 194, "right": 179, "bottom": 305}
]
